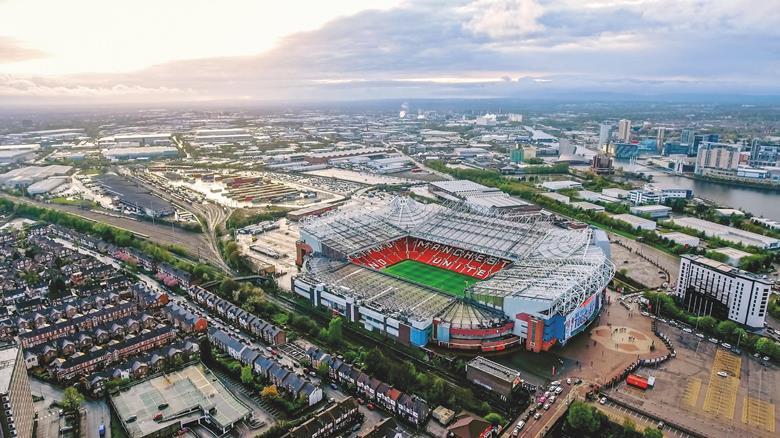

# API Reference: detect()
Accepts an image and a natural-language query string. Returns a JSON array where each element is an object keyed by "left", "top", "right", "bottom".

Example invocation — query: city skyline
[{"left": 1, "top": 0, "right": 779, "bottom": 105}]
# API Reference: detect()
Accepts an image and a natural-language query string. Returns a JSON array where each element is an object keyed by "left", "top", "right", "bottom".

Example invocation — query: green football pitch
[{"left": 382, "top": 259, "right": 479, "bottom": 296}]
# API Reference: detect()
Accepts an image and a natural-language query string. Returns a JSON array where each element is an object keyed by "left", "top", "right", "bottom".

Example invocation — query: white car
[
  {"left": 717, "top": 371, "right": 729, "bottom": 378},
  {"left": 721, "top": 343, "right": 732, "bottom": 349},
  {"left": 695, "top": 333, "right": 705, "bottom": 339},
  {"left": 566, "top": 378, "right": 572, "bottom": 385},
  {"left": 543, "top": 403, "right": 550, "bottom": 410},
  {"left": 549, "top": 396, "right": 556, "bottom": 404},
  {"left": 708, "top": 337, "right": 718, "bottom": 344},
  {"left": 641, "top": 311, "right": 649, "bottom": 317},
  {"left": 599, "top": 397, "right": 607, "bottom": 405},
  {"left": 683, "top": 328, "right": 693, "bottom": 333},
  {"left": 555, "top": 387, "right": 563, "bottom": 395}
]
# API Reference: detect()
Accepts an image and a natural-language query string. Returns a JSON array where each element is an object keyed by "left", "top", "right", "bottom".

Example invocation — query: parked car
[
  {"left": 721, "top": 343, "right": 732, "bottom": 349},
  {"left": 708, "top": 337, "right": 718, "bottom": 344},
  {"left": 555, "top": 387, "right": 563, "bottom": 395},
  {"left": 543, "top": 403, "right": 550, "bottom": 410},
  {"left": 599, "top": 397, "right": 607, "bottom": 405},
  {"left": 367, "top": 403, "right": 375, "bottom": 410},
  {"left": 534, "top": 412, "right": 542, "bottom": 420},
  {"left": 717, "top": 371, "right": 729, "bottom": 377}
]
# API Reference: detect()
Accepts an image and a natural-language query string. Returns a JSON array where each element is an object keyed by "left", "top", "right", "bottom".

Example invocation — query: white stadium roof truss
[
  {"left": 300, "top": 206, "right": 406, "bottom": 255},
  {"left": 410, "top": 200, "right": 552, "bottom": 261}
]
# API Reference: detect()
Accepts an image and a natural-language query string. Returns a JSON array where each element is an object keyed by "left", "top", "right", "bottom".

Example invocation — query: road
[
  {"left": 502, "top": 381, "right": 584, "bottom": 438},
  {"left": 30, "top": 377, "right": 111, "bottom": 438}
]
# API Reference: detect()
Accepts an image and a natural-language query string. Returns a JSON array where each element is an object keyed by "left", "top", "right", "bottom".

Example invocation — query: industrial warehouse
[{"left": 95, "top": 174, "right": 175, "bottom": 217}]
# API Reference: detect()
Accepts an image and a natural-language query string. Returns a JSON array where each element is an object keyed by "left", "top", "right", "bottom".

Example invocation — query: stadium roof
[
  {"left": 304, "top": 258, "right": 455, "bottom": 322},
  {"left": 302, "top": 197, "right": 558, "bottom": 261},
  {"left": 468, "top": 247, "right": 614, "bottom": 316}
]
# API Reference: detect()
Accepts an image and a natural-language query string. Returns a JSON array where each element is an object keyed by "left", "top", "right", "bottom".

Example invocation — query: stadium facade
[{"left": 292, "top": 196, "right": 614, "bottom": 353}]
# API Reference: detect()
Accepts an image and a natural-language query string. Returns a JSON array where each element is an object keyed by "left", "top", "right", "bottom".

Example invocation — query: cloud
[
  {"left": 0, "top": 37, "right": 48, "bottom": 63},
  {"left": 0, "top": 74, "right": 191, "bottom": 99},
  {"left": 461, "top": 0, "right": 544, "bottom": 38},
  {"left": 1, "top": 0, "right": 778, "bottom": 103}
]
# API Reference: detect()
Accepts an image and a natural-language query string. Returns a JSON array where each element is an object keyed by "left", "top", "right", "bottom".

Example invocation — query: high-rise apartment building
[
  {"left": 695, "top": 142, "right": 741, "bottom": 175},
  {"left": 0, "top": 345, "right": 34, "bottom": 438},
  {"left": 680, "top": 128, "right": 695, "bottom": 146},
  {"left": 617, "top": 119, "right": 631, "bottom": 143},
  {"left": 598, "top": 123, "right": 612, "bottom": 147},
  {"left": 656, "top": 127, "right": 665, "bottom": 154}
]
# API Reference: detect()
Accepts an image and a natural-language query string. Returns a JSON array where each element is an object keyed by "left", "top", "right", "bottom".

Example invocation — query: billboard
[{"left": 564, "top": 291, "right": 602, "bottom": 340}]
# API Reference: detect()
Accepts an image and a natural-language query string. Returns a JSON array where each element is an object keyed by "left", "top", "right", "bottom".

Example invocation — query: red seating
[{"left": 349, "top": 237, "right": 509, "bottom": 280}]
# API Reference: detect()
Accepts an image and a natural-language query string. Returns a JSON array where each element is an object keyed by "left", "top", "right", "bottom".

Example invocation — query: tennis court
[{"left": 382, "top": 259, "right": 479, "bottom": 296}]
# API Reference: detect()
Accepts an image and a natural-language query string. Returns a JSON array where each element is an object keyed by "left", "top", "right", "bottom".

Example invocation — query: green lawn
[{"left": 382, "top": 259, "right": 478, "bottom": 297}]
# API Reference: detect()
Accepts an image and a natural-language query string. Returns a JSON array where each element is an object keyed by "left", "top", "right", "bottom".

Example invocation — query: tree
[
  {"left": 241, "top": 365, "right": 254, "bottom": 385},
  {"left": 755, "top": 337, "right": 773, "bottom": 355},
  {"left": 47, "top": 275, "right": 67, "bottom": 299},
  {"left": 483, "top": 412, "right": 505, "bottom": 426},
  {"left": 643, "top": 427, "right": 663, "bottom": 438},
  {"left": 317, "top": 362, "right": 330, "bottom": 378},
  {"left": 697, "top": 316, "right": 717, "bottom": 334},
  {"left": 364, "top": 348, "right": 389, "bottom": 380},
  {"left": 61, "top": 387, "right": 84, "bottom": 413},
  {"left": 261, "top": 385, "right": 279, "bottom": 399},
  {"left": 566, "top": 401, "right": 599, "bottom": 434},
  {"left": 716, "top": 320, "right": 738, "bottom": 339},
  {"left": 199, "top": 337, "right": 213, "bottom": 364},
  {"left": 219, "top": 278, "right": 239, "bottom": 297},
  {"left": 733, "top": 328, "right": 748, "bottom": 346},
  {"left": 327, "top": 317, "right": 344, "bottom": 346}
]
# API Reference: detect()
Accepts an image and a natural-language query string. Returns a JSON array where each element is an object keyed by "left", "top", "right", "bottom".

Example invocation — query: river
[{"left": 614, "top": 160, "right": 780, "bottom": 220}]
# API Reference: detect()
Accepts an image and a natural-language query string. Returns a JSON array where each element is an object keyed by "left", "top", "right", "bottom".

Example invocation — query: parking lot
[
  {"left": 236, "top": 218, "right": 300, "bottom": 289},
  {"left": 595, "top": 399, "right": 693, "bottom": 438},
  {"left": 607, "top": 318, "right": 778, "bottom": 437},
  {"left": 611, "top": 241, "right": 670, "bottom": 290}
]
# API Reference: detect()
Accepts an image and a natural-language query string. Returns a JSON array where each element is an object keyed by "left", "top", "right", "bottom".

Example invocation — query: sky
[{"left": 0, "top": 0, "right": 778, "bottom": 105}]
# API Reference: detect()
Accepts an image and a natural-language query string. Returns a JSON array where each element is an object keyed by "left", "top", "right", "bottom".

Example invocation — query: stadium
[{"left": 292, "top": 196, "right": 614, "bottom": 353}]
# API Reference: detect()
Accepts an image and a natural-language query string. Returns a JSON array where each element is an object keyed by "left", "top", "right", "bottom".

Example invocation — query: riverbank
[{"left": 617, "top": 159, "right": 780, "bottom": 219}]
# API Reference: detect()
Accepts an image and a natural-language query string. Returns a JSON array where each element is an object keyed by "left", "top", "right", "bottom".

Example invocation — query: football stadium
[{"left": 293, "top": 196, "right": 615, "bottom": 353}]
